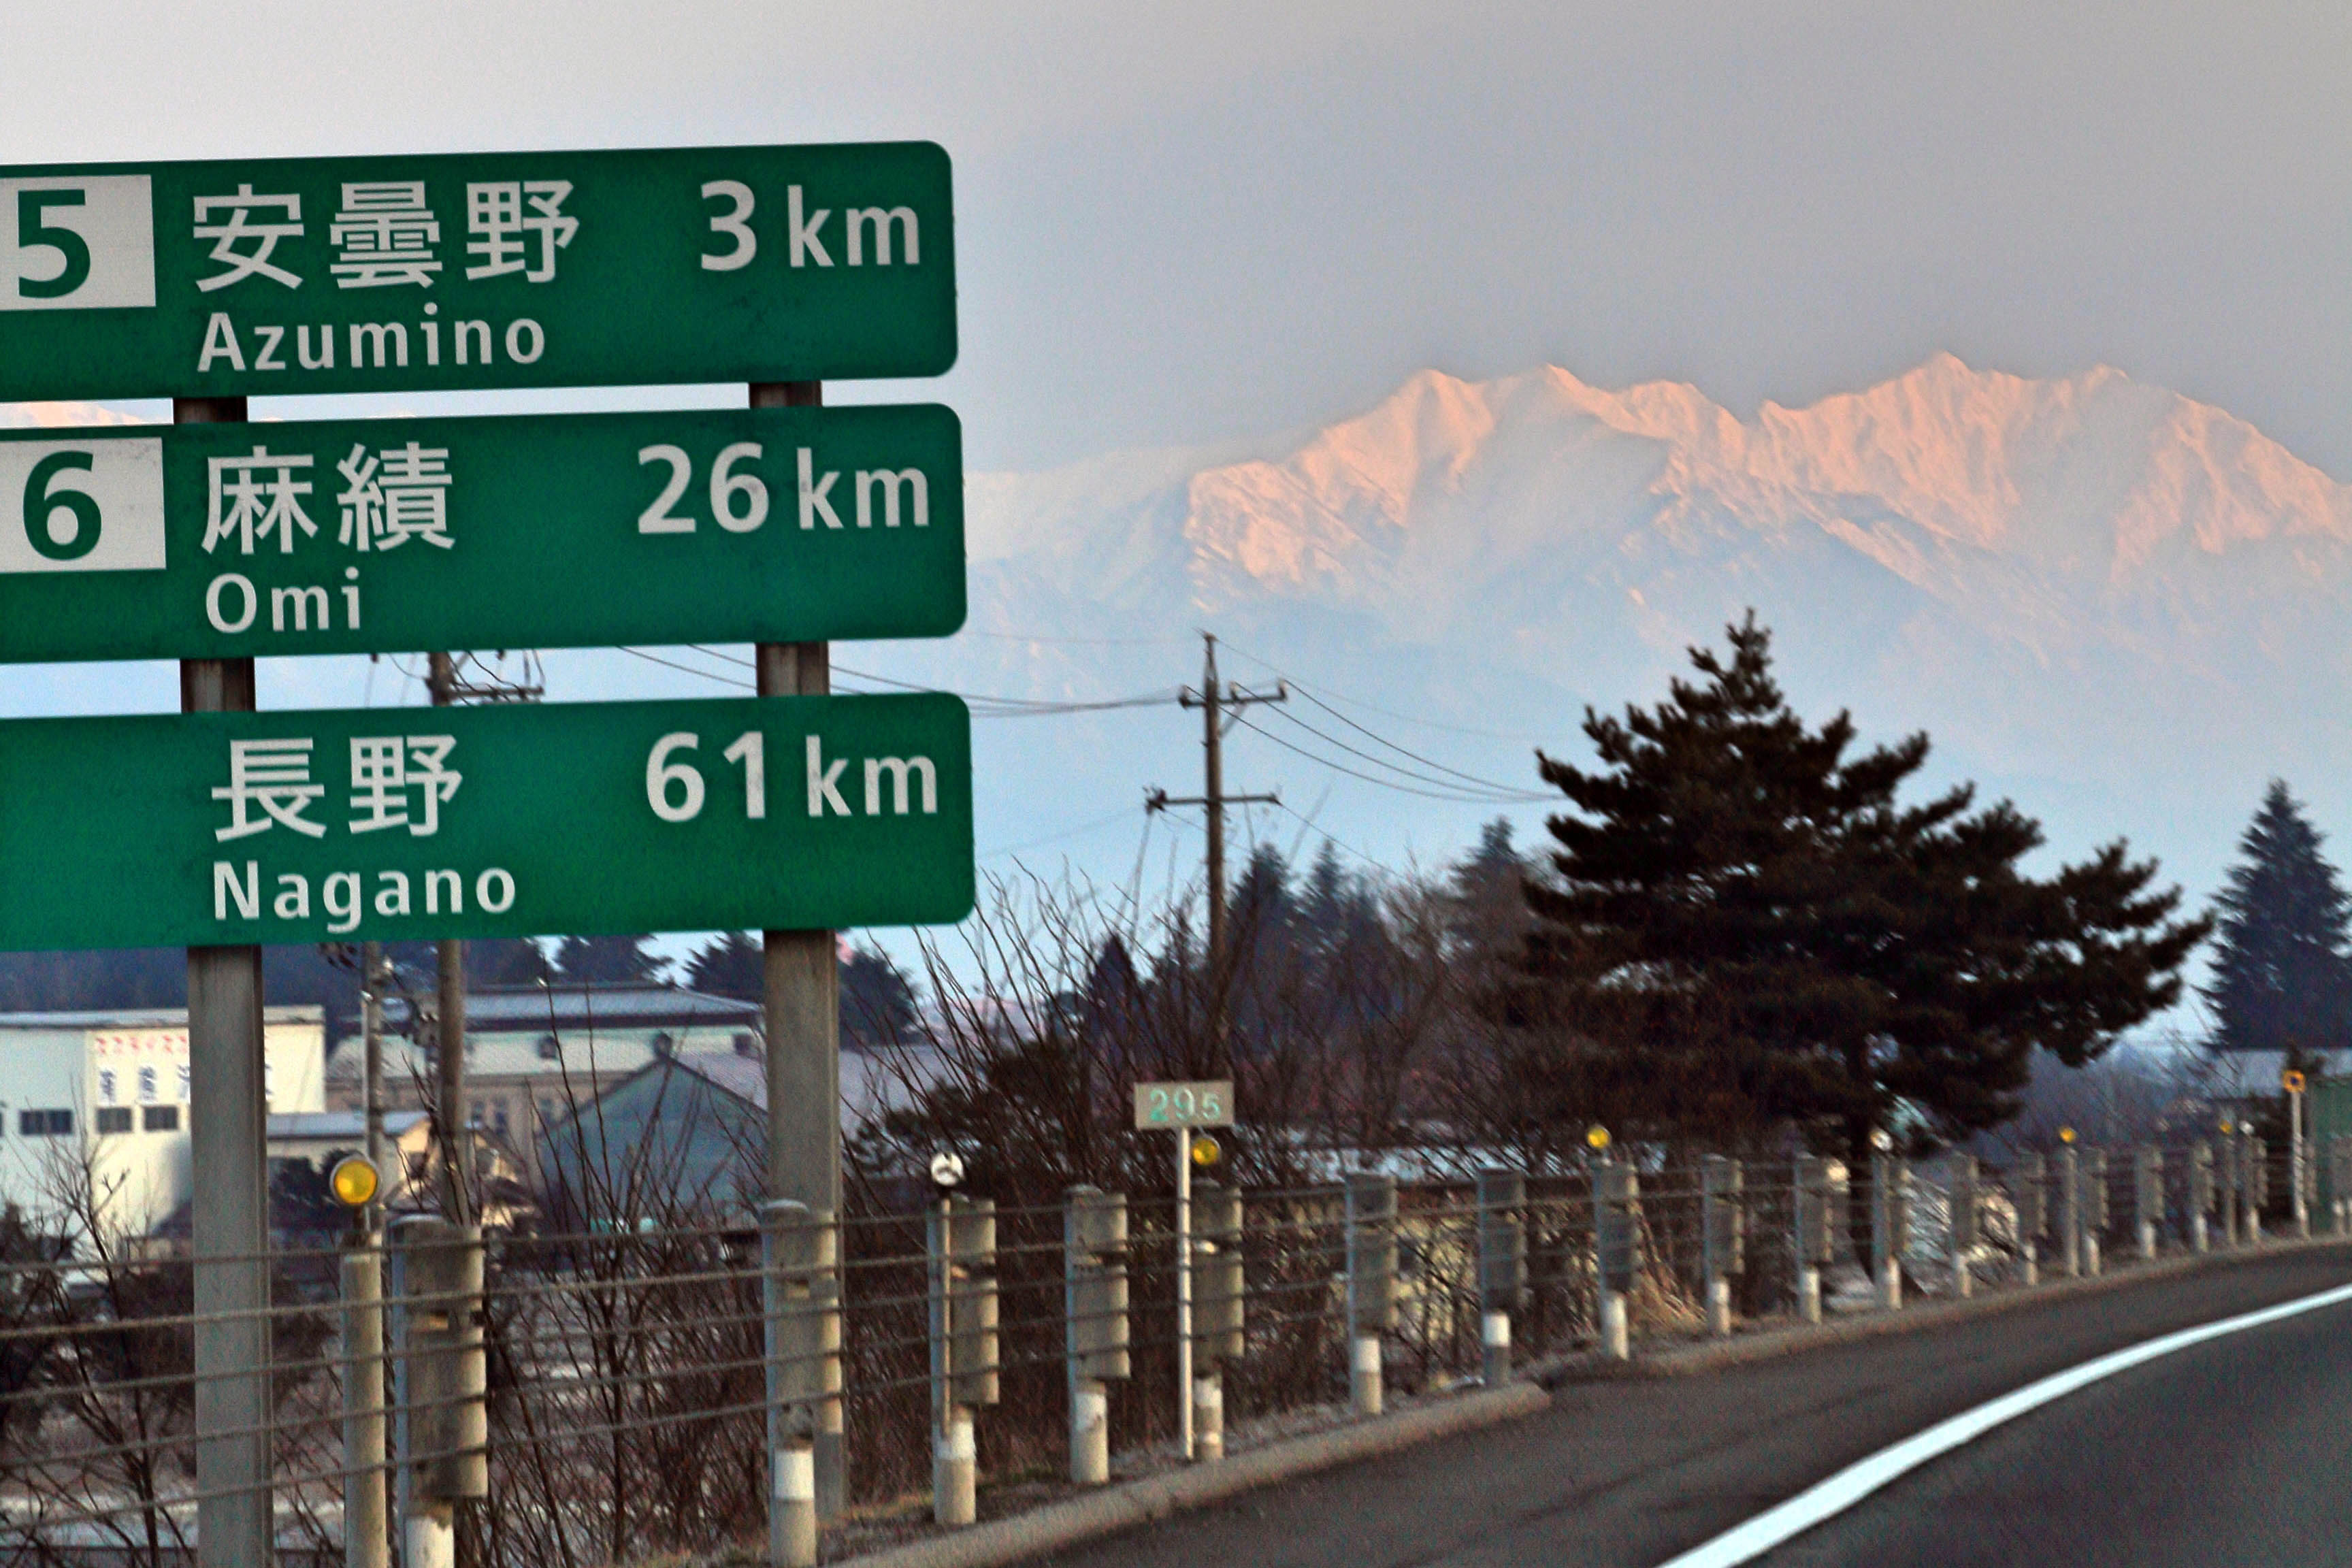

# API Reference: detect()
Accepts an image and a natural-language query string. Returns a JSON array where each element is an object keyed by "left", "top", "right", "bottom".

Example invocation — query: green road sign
[
  {"left": 0, "top": 142, "right": 953, "bottom": 399},
  {"left": 0, "top": 693, "right": 972, "bottom": 949},
  {"left": 0, "top": 404, "right": 962, "bottom": 662}
]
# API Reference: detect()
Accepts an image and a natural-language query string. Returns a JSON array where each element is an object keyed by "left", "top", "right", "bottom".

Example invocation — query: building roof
[
  {"left": 379, "top": 983, "right": 758, "bottom": 1033},
  {"left": 551, "top": 1045, "right": 938, "bottom": 1128},
  {"left": 270, "top": 1111, "right": 429, "bottom": 1141},
  {"left": 0, "top": 1005, "right": 324, "bottom": 1030}
]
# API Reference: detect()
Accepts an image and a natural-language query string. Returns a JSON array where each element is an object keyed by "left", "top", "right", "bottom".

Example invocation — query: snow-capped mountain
[{"left": 875, "top": 353, "right": 2352, "bottom": 909}]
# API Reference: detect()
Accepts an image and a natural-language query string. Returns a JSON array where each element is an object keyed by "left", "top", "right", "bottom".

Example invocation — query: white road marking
[{"left": 1652, "top": 1277, "right": 2352, "bottom": 1568}]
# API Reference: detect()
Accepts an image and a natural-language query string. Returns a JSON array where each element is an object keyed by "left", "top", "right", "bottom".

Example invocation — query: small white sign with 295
[{"left": 1132, "top": 1080, "right": 1235, "bottom": 1130}]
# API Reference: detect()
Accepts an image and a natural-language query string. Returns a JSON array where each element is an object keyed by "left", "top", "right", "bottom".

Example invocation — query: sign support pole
[
  {"left": 426, "top": 655, "right": 473, "bottom": 1224},
  {"left": 753, "top": 378, "right": 846, "bottom": 1520},
  {"left": 179, "top": 394, "right": 272, "bottom": 1568},
  {"left": 1175, "top": 1127, "right": 1194, "bottom": 1460}
]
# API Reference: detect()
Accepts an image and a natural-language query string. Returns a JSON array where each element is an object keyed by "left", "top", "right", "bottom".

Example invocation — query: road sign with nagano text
[
  {"left": 0, "top": 142, "right": 953, "bottom": 399},
  {"left": 0, "top": 404, "right": 962, "bottom": 662},
  {"left": 0, "top": 693, "right": 972, "bottom": 951}
]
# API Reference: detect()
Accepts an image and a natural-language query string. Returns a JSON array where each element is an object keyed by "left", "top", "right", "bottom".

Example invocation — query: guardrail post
[
  {"left": 2134, "top": 1147, "right": 2162, "bottom": 1262},
  {"left": 2247, "top": 1134, "right": 2269, "bottom": 1243},
  {"left": 1701, "top": 1156, "right": 1742, "bottom": 1337},
  {"left": 929, "top": 1196, "right": 996, "bottom": 1526},
  {"left": 1795, "top": 1155, "right": 1830, "bottom": 1322},
  {"left": 1193, "top": 1182, "right": 1244, "bottom": 1459},
  {"left": 389, "top": 1218, "right": 486, "bottom": 1568},
  {"left": 2012, "top": 1154, "right": 2044, "bottom": 1286},
  {"left": 1475, "top": 1170, "right": 1525, "bottom": 1382},
  {"left": 342, "top": 1241, "right": 389, "bottom": 1568},
  {"left": 2082, "top": 1149, "right": 2108, "bottom": 1276},
  {"left": 1869, "top": 1154, "right": 1906, "bottom": 1309},
  {"left": 2057, "top": 1147, "right": 2081, "bottom": 1277},
  {"left": 2219, "top": 1132, "right": 2240, "bottom": 1245},
  {"left": 2189, "top": 1141, "right": 2212, "bottom": 1252},
  {"left": 763, "top": 1201, "right": 834, "bottom": 1567},
  {"left": 1594, "top": 1162, "right": 1639, "bottom": 1358},
  {"left": 1064, "top": 1187, "right": 1130, "bottom": 1484},
  {"left": 1946, "top": 1154, "right": 1976, "bottom": 1299},
  {"left": 2323, "top": 1142, "right": 2342, "bottom": 1241},
  {"left": 1345, "top": 1173, "right": 1397, "bottom": 1414}
]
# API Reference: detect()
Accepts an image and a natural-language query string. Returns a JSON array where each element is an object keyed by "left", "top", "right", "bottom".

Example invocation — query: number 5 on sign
[{"left": 1133, "top": 1081, "right": 1235, "bottom": 1130}]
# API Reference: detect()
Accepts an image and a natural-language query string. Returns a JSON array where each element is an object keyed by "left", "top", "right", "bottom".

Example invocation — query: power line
[
  {"left": 1255, "top": 702, "right": 1549, "bottom": 801},
  {"left": 1215, "top": 639, "right": 1551, "bottom": 744},
  {"left": 623, "top": 646, "right": 1175, "bottom": 716},
  {"left": 1225, "top": 710, "right": 1544, "bottom": 805}
]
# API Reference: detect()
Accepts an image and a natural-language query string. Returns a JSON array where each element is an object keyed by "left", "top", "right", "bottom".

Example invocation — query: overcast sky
[{"left": 7, "top": 1, "right": 2345, "bottom": 476}]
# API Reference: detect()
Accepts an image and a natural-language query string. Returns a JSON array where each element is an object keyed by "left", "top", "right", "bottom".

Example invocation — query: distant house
[
  {"left": 0, "top": 1007, "right": 325, "bottom": 1243},
  {"left": 542, "top": 1045, "right": 941, "bottom": 1221},
  {"left": 329, "top": 982, "right": 763, "bottom": 1146}
]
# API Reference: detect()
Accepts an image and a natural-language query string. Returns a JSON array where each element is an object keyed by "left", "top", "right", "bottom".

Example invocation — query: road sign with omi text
[{"left": 0, "top": 404, "right": 962, "bottom": 662}]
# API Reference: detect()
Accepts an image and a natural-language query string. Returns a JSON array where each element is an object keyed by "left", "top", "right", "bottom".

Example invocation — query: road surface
[{"left": 1034, "top": 1245, "right": 2352, "bottom": 1568}]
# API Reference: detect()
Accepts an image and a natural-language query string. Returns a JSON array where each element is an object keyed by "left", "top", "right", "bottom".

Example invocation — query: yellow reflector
[
  {"left": 1189, "top": 1133, "right": 1222, "bottom": 1168},
  {"left": 329, "top": 1154, "right": 380, "bottom": 1208},
  {"left": 1585, "top": 1124, "right": 1612, "bottom": 1152}
]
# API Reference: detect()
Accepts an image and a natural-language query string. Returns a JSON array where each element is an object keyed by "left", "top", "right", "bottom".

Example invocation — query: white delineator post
[
  {"left": 1946, "top": 1154, "right": 1976, "bottom": 1300},
  {"left": 1063, "top": 1186, "right": 1130, "bottom": 1486},
  {"left": 1701, "top": 1155, "right": 1742, "bottom": 1337},
  {"left": 2189, "top": 1141, "right": 2212, "bottom": 1253},
  {"left": 1192, "top": 1182, "right": 1245, "bottom": 1461},
  {"left": 2134, "top": 1147, "right": 2163, "bottom": 1262},
  {"left": 1795, "top": 1156, "right": 1829, "bottom": 1324},
  {"left": 1594, "top": 1162, "right": 1637, "bottom": 1360},
  {"left": 1476, "top": 1169, "right": 1525, "bottom": 1384},
  {"left": 1345, "top": 1172, "right": 1396, "bottom": 1413},
  {"left": 764, "top": 1200, "right": 833, "bottom": 1568}
]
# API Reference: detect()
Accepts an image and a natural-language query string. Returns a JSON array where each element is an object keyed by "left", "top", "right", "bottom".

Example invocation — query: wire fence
[{"left": 0, "top": 1131, "right": 2335, "bottom": 1565}]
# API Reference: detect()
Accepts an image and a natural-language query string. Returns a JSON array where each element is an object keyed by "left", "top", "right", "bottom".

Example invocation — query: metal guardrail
[{"left": 0, "top": 1133, "right": 2338, "bottom": 1567}]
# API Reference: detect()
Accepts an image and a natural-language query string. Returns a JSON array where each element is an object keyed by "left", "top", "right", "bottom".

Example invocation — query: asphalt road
[{"left": 1033, "top": 1244, "right": 2352, "bottom": 1568}]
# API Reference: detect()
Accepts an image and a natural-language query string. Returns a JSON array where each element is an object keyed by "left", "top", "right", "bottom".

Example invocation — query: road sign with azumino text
[
  {"left": 0, "top": 693, "right": 973, "bottom": 951},
  {"left": 0, "top": 142, "right": 953, "bottom": 399},
  {"left": 0, "top": 404, "right": 962, "bottom": 662}
]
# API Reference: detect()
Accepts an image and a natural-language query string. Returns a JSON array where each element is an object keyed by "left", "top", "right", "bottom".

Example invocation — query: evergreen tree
[
  {"left": 684, "top": 931, "right": 763, "bottom": 1002},
  {"left": 554, "top": 934, "right": 664, "bottom": 985},
  {"left": 2201, "top": 780, "right": 2352, "bottom": 1068},
  {"left": 841, "top": 947, "right": 919, "bottom": 1046},
  {"left": 469, "top": 938, "right": 552, "bottom": 987},
  {"left": 1522, "top": 615, "right": 2209, "bottom": 1164}
]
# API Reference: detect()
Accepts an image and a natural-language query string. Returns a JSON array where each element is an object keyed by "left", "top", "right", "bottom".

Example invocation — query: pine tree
[
  {"left": 554, "top": 934, "right": 663, "bottom": 985},
  {"left": 2201, "top": 780, "right": 2352, "bottom": 1068},
  {"left": 1521, "top": 615, "right": 2210, "bottom": 1164}
]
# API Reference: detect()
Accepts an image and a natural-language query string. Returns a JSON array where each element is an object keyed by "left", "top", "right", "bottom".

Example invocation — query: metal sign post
[{"left": 1133, "top": 1081, "right": 1233, "bottom": 1461}]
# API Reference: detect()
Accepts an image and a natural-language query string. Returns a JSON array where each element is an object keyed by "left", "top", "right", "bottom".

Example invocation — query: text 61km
[{"left": 647, "top": 731, "right": 940, "bottom": 822}]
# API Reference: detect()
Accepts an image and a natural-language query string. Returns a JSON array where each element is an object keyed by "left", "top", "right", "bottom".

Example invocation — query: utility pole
[
  {"left": 178, "top": 392, "right": 271, "bottom": 1568},
  {"left": 426, "top": 654, "right": 472, "bottom": 1223},
  {"left": 361, "top": 941, "right": 385, "bottom": 1230},
  {"left": 751, "top": 377, "right": 847, "bottom": 1519},
  {"left": 1147, "top": 633, "right": 1285, "bottom": 1065}
]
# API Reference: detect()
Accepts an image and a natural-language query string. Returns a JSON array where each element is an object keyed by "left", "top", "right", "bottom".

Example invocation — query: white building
[{"left": 0, "top": 1007, "right": 327, "bottom": 1241}]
